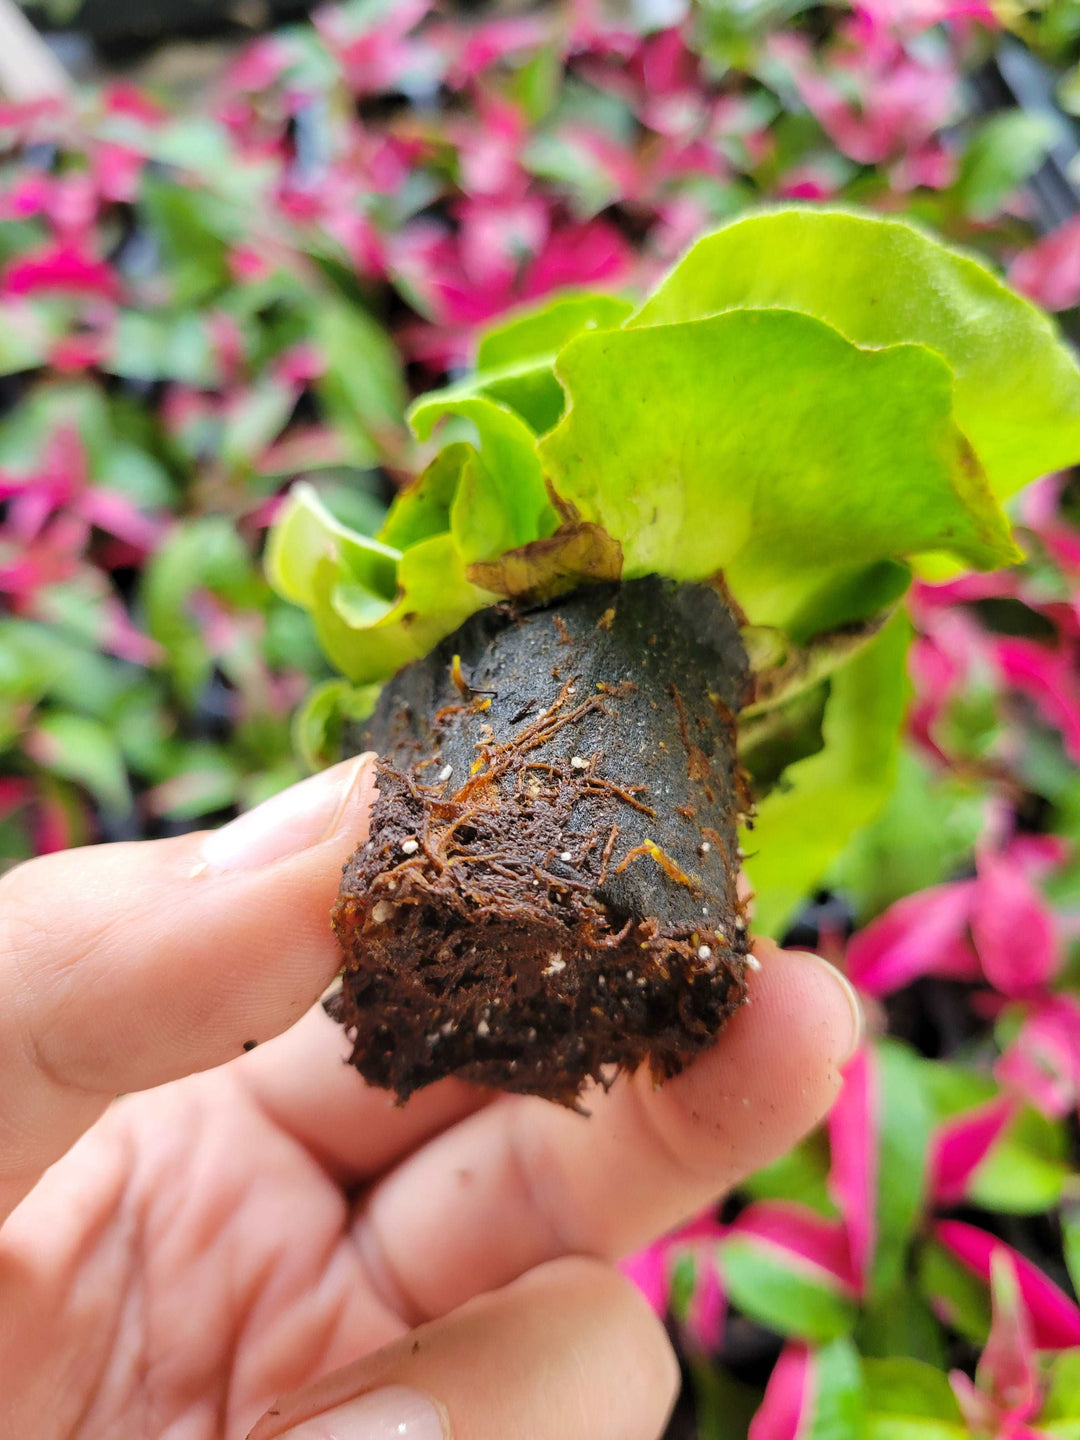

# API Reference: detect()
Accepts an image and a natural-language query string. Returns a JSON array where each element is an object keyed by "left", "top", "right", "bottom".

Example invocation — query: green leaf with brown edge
[
  {"left": 631, "top": 206, "right": 1080, "bottom": 501},
  {"left": 537, "top": 310, "right": 1018, "bottom": 634}
]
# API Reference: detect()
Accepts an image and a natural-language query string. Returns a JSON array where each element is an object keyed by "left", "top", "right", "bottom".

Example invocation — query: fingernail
[
  {"left": 197, "top": 754, "right": 375, "bottom": 874},
  {"left": 808, "top": 955, "right": 865, "bottom": 1062},
  {"left": 276, "top": 1386, "right": 447, "bottom": 1440}
]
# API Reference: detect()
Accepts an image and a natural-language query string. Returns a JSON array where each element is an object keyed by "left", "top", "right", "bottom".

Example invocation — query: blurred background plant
[{"left": 3, "top": 0, "right": 1080, "bottom": 1434}]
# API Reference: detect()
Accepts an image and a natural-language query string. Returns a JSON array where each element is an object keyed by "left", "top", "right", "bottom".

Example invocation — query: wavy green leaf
[
  {"left": 409, "top": 395, "right": 559, "bottom": 562},
  {"left": 476, "top": 290, "right": 633, "bottom": 369},
  {"left": 631, "top": 207, "right": 1080, "bottom": 500},
  {"left": 538, "top": 310, "right": 1018, "bottom": 633}
]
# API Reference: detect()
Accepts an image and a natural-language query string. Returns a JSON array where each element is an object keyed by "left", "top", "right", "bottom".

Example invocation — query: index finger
[{"left": 0, "top": 755, "right": 375, "bottom": 1222}]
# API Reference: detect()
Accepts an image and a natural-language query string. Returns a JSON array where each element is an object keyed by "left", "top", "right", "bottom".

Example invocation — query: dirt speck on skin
[{"left": 331, "top": 577, "right": 752, "bottom": 1108}]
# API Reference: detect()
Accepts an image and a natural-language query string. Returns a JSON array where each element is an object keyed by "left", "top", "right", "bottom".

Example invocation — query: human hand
[{"left": 0, "top": 755, "right": 861, "bottom": 1440}]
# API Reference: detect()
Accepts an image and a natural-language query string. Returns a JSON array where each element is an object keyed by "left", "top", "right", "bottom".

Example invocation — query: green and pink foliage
[{"left": 4, "top": 2, "right": 1080, "bottom": 1432}]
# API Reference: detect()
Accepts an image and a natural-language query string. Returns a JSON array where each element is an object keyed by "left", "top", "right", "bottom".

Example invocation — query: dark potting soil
[{"left": 329, "top": 575, "right": 753, "bottom": 1107}]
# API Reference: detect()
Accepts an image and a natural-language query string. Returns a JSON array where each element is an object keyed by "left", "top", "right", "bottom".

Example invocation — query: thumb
[
  {"left": 247, "top": 1257, "right": 679, "bottom": 1440},
  {"left": 0, "top": 754, "right": 375, "bottom": 1221}
]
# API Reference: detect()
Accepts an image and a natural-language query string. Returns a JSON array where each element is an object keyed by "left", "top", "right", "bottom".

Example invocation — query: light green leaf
[
  {"left": 718, "top": 1237, "right": 858, "bottom": 1343},
  {"left": 918, "top": 1241, "right": 992, "bottom": 1346},
  {"left": 267, "top": 483, "right": 398, "bottom": 613},
  {"left": 743, "top": 1132, "right": 836, "bottom": 1215},
  {"left": 0, "top": 299, "right": 59, "bottom": 374},
  {"left": 148, "top": 746, "right": 241, "bottom": 820},
  {"left": 110, "top": 312, "right": 219, "bottom": 387},
  {"left": 745, "top": 611, "right": 910, "bottom": 938},
  {"left": 827, "top": 748, "right": 984, "bottom": 922},
  {"left": 1043, "top": 1350, "right": 1080, "bottom": 1434},
  {"left": 308, "top": 534, "right": 496, "bottom": 686},
  {"left": 476, "top": 291, "right": 634, "bottom": 371},
  {"left": 956, "top": 111, "right": 1061, "bottom": 222},
  {"left": 631, "top": 207, "right": 1080, "bottom": 501},
  {"left": 862, "top": 1358, "right": 966, "bottom": 1440},
  {"left": 293, "top": 679, "right": 382, "bottom": 772},
  {"left": 805, "top": 1338, "right": 864, "bottom": 1440},
  {"left": 379, "top": 444, "right": 469, "bottom": 552},
  {"left": 28, "top": 713, "right": 131, "bottom": 816},
  {"left": 268, "top": 483, "right": 497, "bottom": 686},
  {"left": 408, "top": 396, "right": 558, "bottom": 562},
  {"left": 315, "top": 301, "right": 407, "bottom": 464},
  {"left": 538, "top": 310, "right": 1018, "bottom": 633},
  {"left": 969, "top": 1104, "right": 1070, "bottom": 1214},
  {"left": 453, "top": 292, "right": 638, "bottom": 433},
  {"left": 872, "top": 1040, "right": 933, "bottom": 1302}
]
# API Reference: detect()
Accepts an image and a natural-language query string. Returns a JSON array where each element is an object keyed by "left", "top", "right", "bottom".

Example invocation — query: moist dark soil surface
[{"left": 329, "top": 575, "right": 753, "bottom": 1107}]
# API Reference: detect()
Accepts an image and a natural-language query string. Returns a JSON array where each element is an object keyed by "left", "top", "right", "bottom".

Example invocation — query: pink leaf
[
  {"left": 92, "top": 142, "right": 144, "bottom": 204},
  {"left": 102, "top": 82, "right": 165, "bottom": 124},
  {"left": 686, "top": 1262, "right": 726, "bottom": 1354},
  {"left": 993, "top": 638, "right": 1080, "bottom": 765},
  {"left": 224, "top": 34, "right": 292, "bottom": 92},
  {"left": 1, "top": 240, "right": 122, "bottom": 301},
  {"left": 0, "top": 777, "right": 31, "bottom": 820},
  {"left": 928, "top": 1095, "right": 1017, "bottom": 1205},
  {"left": 845, "top": 882, "right": 978, "bottom": 997},
  {"left": 827, "top": 1048, "right": 878, "bottom": 1294},
  {"left": 33, "top": 790, "right": 79, "bottom": 853},
  {"left": 732, "top": 1202, "right": 859, "bottom": 1292},
  {"left": 78, "top": 490, "right": 165, "bottom": 553},
  {"left": 935, "top": 1222, "right": 1080, "bottom": 1349},
  {"left": 949, "top": 1369, "right": 999, "bottom": 1433},
  {"left": 1008, "top": 217, "right": 1080, "bottom": 312},
  {"left": 971, "top": 849, "right": 1061, "bottom": 998},
  {"left": 619, "top": 1245, "right": 669, "bottom": 1317},
  {"left": 749, "top": 1343, "right": 815, "bottom": 1440},
  {"left": 996, "top": 995, "right": 1080, "bottom": 1119},
  {"left": 979, "top": 1250, "right": 1041, "bottom": 1421}
]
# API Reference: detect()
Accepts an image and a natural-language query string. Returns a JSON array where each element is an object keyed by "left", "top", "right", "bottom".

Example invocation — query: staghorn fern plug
[{"left": 269, "top": 207, "right": 1080, "bottom": 1106}]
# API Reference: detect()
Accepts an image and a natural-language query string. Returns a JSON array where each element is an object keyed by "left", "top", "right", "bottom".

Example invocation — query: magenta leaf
[
  {"left": 845, "top": 881, "right": 978, "bottom": 997},
  {"left": 928, "top": 1094, "right": 1017, "bottom": 1205},
  {"left": 750, "top": 1340, "right": 864, "bottom": 1440},
  {"left": 733, "top": 1202, "right": 859, "bottom": 1291},
  {"left": 936, "top": 1222, "right": 1080, "bottom": 1350},
  {"left": 1, "top": 241, "right": 122, "bottom": 301},
  {"left": 1008, "top": 216, "right": 1080, "bottom": 312},
  {"left": 979, "top": 1250, "right": 1042, "bottom": 1422},
  {"left": 827, "top": 1047, "right": 877, "bottom": 1294},
  {"left": 996, "top": 996, "right": 1080, "bottom": 1120},
  {"left": 618, "top": 1245, "right": 670, "bottom": 1317},
  {"left": 750, "top": 1343, "right": 813, "bottom": 1440},
  {"left": 971, "top": 848, "right": 1061, "bottom": 999},
  {"left": 993, "top": 637, "right": 1080, "bottom": 765}
]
